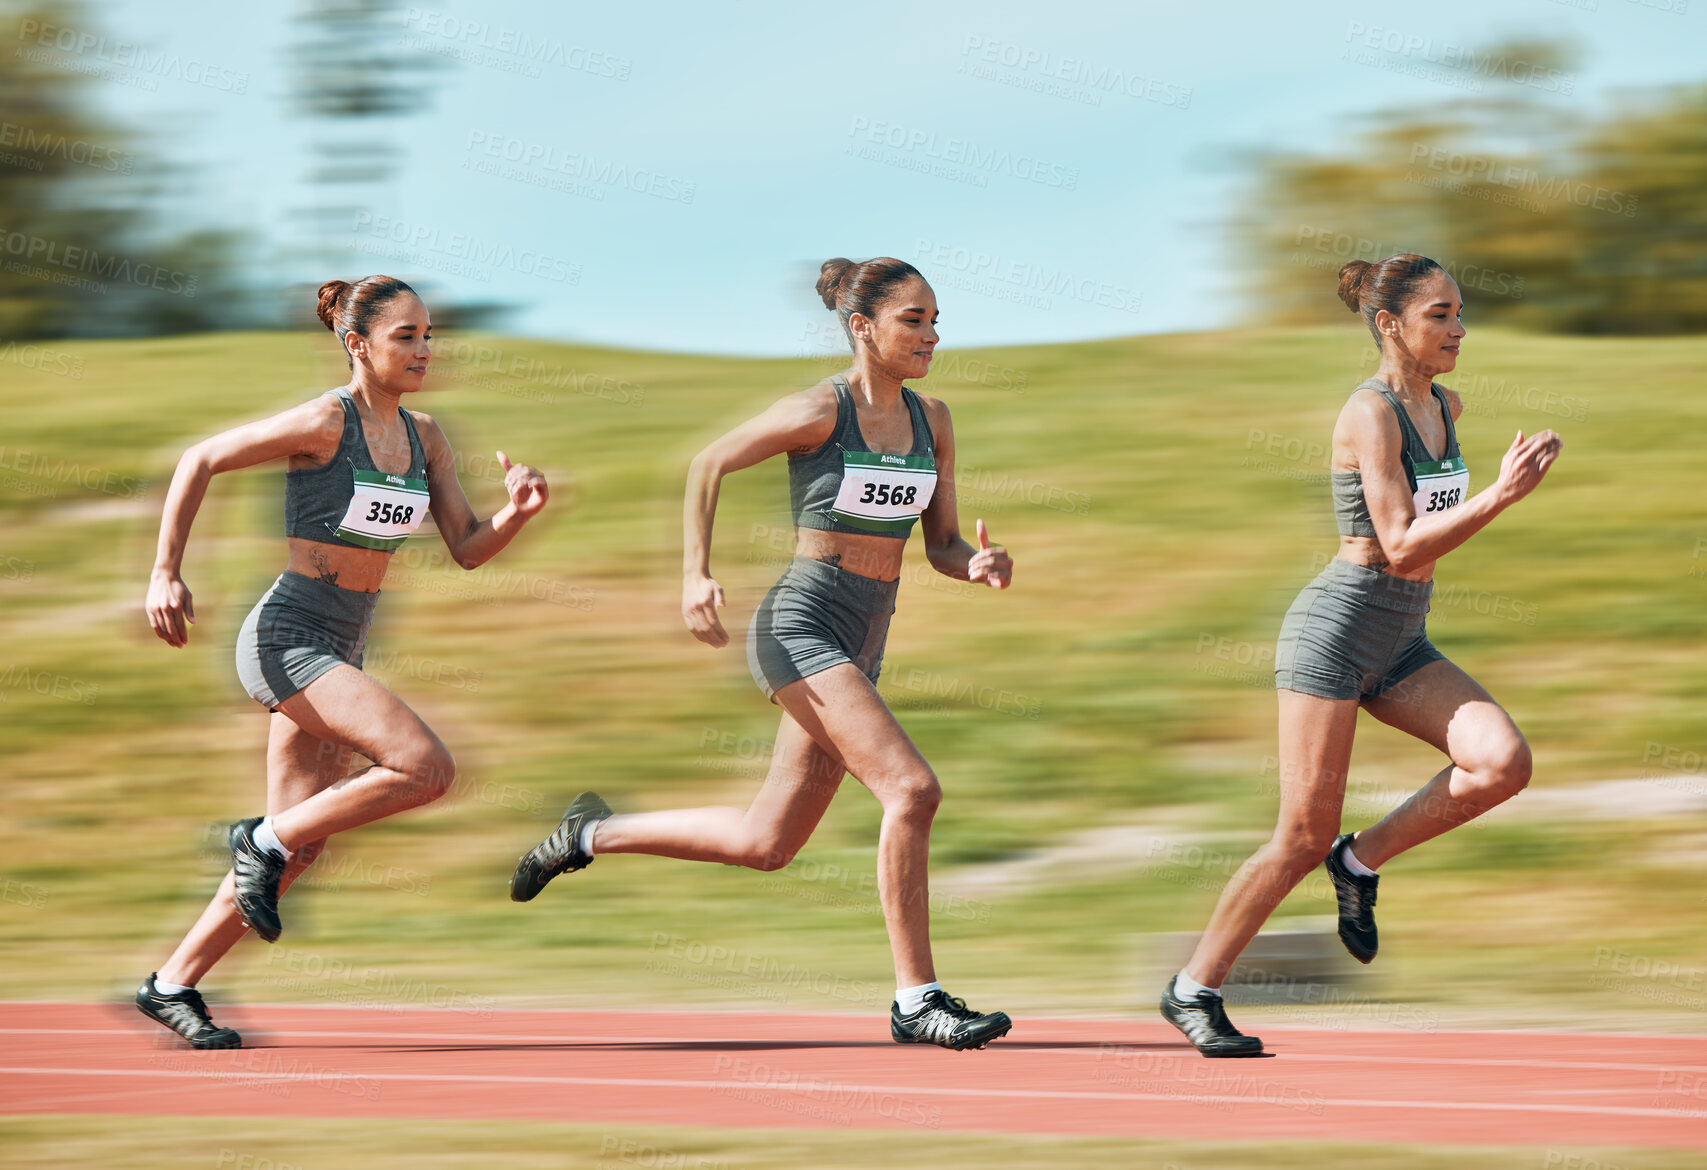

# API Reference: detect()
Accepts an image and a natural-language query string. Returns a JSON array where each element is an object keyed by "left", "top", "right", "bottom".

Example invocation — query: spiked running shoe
[
  {"left": 1159, "top": 976, "right": 1263, "bottom": 1057},
  {"left": 890, "top": 990, "right": 1013, "bottom": 1051},
  {"left": 1325, "top": 832, "right": 1379, "bottom": 963},
  {"left": 135, "top": 973, "right": 242, "bottom": 1049},
  {"left": 510, "top": 791, "right": 612, "bottom": 902},
  {"left": 228, "top": 816, "right": 288, "bottom": 943}
]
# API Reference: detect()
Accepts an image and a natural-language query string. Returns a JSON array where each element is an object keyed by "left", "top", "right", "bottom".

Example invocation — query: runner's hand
[
  {"left": 683, "top": 573, "right": 729, "bottom": 647},
  {"left": 146, "top": 569, "right": 195, "bottom": 648},
  {"left": 968, "top": 518, "right": 1012, "bottom": 590},
  {"left": 1495, "top": 429, "right": 1562, "bottom": 506},
  {"left": 497, "top": 450, "right": 549, "bottom": 520}
]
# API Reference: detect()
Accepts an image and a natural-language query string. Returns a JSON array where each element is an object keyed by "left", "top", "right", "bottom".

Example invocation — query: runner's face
[
  {"left": 853, "top": 277, "right": 938, "bottom": 381},
  {"left": 1379, "top": 272, "right": 1464, "bottom": 377},
  {"left": 350, "top": 293, "right": 433, "bottom": 393}
]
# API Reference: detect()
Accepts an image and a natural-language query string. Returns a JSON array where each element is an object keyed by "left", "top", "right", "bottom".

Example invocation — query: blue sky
[{"left": 83, "top": 0, "right": 1707, "bottom": 354}]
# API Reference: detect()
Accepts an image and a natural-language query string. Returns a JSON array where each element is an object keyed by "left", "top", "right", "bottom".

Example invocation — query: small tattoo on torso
[{"left": 311, "top": 548, "right": 340, "bottom": 586}]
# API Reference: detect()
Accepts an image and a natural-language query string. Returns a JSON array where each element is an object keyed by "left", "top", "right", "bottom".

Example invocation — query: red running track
[{"left": 2, "top": 1003, "right": 1704, "bottom": 1148}]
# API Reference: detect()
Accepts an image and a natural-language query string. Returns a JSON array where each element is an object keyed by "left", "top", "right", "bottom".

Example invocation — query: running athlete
[
  {"left": 136, "top": 275, "right": 548, "bottom": 1048},
  {"left": 510, "top": 257, "right": 1015, "bottom": 1051},
  {"left": 1161, "top": 254, "right": 1562, "bottom": 1056}
]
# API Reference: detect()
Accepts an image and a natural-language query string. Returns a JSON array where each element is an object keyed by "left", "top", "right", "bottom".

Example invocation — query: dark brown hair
[
  {"left": 316, "top": 275, "right": 418, "bottom": 366},
  {"left": 815, "top": 257, "right": 925, "bottom": 347},
  {"left": 1337, "top": 254, "right": 1445, "bottom": 344}
]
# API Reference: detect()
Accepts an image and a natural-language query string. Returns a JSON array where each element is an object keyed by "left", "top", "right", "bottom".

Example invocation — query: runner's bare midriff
[
  {"left": 1335, "top": 536, "right": 1437, "bottom": 584},
  {"left": 794, "top": 527, "right": 907, "bottom": 582},
  {"left": 286, "top": 536, "right": 394, "bottom": 594}
]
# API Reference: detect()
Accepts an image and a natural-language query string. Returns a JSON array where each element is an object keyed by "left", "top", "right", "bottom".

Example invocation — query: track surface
[{"left": 2, "top": 1003, "right": 1704, "bottom": 1148}]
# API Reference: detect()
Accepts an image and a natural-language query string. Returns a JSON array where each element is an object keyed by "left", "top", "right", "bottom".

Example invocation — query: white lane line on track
[
  {"left": 4, "top": 1029, "right": 1704, "bottom": 1075},
  {"left": 0, "top": 1067, "right": 1700, "bottom": 1121}
]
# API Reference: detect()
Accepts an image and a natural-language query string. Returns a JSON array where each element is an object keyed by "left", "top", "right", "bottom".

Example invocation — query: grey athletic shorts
[
  {"left": 747, "top": 557, "right": 897, "bottom": 701},
  {"left": 236, "top": 571, "right": 378, "bottom": 710},
  {"left": 1274, "top": 559, "right": 1445, "bottom": 702}
]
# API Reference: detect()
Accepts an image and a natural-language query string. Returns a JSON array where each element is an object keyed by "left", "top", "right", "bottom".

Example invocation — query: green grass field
[{"left": 1, "top": 325, "right": 1703, "bottom": 1164}]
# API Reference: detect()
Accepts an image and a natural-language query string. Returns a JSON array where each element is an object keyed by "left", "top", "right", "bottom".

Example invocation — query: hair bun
[
  {"left": 1335, "top": 260, "right": 1372, "bottom": 313},
  {"left": 815, "top": 258, "right": 854, "bottom": 310},
  {"left": 315, "top": 280, "right": 351, "bottom": 332}
]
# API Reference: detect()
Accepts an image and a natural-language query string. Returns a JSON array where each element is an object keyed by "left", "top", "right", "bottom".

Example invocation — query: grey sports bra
[
  {"left": 788, "top": 373, "right": 938, "bottom": 537},
  {"left": 284, "top": 388, "right": 430, "bottom": 552},
  {"left": 1332, "top": 378, "right": 1465, "bottom": 538}
]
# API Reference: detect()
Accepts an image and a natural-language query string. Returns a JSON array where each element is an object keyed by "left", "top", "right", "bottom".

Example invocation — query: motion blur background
[{"left": 2, "top": 1, "right": 1703, "bottom": 1166}]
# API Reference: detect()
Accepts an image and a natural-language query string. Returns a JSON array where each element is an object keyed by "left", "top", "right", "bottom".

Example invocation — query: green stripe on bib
[
  {"left": 352, "top": 469, "right": 430, "bottom": 495},
  {"left": 841, "top": 452, "right": 936, "bottom": 473},
  {"left": 1414, "top": 456, "right": 1466, "bottom": 478}
]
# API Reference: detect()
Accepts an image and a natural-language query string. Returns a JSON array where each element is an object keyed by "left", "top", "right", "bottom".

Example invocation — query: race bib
[
  {"left": 1414, "top": 456, "right": 1468, "bottom": 517},
  {"left": 334, "top": 469, "right": 430, "bottom": 551},
  {"left": 829, "top": 451, "right": 936, "bottom": 534}
]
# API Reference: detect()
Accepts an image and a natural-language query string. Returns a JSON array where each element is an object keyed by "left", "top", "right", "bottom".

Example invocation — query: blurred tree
[
  {"left": 281, "top": 0, "right": 440, "bottom": 317},
  {"left": 1237, "top": 42, "right": 1707, "bottom": 334},
  {"left": 0, "top": 1, "right": 261, "bottom": 337}
]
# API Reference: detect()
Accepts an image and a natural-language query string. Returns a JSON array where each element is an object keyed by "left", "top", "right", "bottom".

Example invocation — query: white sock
[
  {"left": 896, "top": 981, "right": 942, "bottom": 1014},
  {"left": 578, "top": 819, "right": 600, "bottom": 857},
  {"left": 1174, "top": 969, "right": 1220, "bottom": 999},
  {"left": 253, "top": 817, "right": 291, "bottom": 860},
  {"left": 1342, "top": 837, "right": 1378, "bottom": 876},
  {"left": 153, "top": 977, "right": 194, "bottom": 995}
]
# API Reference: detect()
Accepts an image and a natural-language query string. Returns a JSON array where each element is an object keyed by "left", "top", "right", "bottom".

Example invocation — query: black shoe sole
[
  {"left": 891, "top": 1012, "right": 1013, "bottom": 1051},
  {"left": 135, "top": 1004, "right": 243, "bottom": 1049},
  {"left": 1159, "top": 997, "right": 1264, "bottom": 1058},
  {"left": 134, "top": 986, "right": 243, "bottom": 1050}
]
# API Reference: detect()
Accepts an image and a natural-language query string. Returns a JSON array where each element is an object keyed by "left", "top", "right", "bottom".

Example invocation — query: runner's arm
[
  {"left": 681, "top": 388, "right": 836, "bottom": 647},
  {"left": 1353, "top": 395, "right": 1561, "bottom": 574},
  {"left": 147, "top": 398, "right": 346, "bottom": 646},
  {"left": 414, "top": 412, "right": 548, "bottom": 570},
  {"left": 917, "top": 398, "right": 1010, "bottom": 588}
]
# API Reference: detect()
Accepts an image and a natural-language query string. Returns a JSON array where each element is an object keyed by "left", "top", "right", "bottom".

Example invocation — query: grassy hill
[{"left": 1, "top": 324, "right": 1702, "bottom": 1030}]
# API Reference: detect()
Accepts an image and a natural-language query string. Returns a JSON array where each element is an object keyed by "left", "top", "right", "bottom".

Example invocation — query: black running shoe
[
  {"left": 510, "top": 791, "right": 612, "bottom": 902},
  {"left": 1159, "top": 976, "right": 1263, "bottom": 1057},
  {"left": 228, "top": 816, "right": 287, "bottom": 943},
  {"left": 135, "top": 973, "right": 242, "bottom": 1049},
  {"left": 1325, "top": 832, "right": 1379, "bottom": 963},
  {"left": 890, "top": 990, "right": 1013, "bottom": 1051}
]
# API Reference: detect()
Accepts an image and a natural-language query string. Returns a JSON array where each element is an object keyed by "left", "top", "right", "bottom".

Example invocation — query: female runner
[
  {"left": 1161, "top": 254, "right": 1562, "bottom": 1056},
  {"left": 510, "top": 257, "right": 1015, "bottom": 1050},
  {"left": 136, "top": 275, "right": 548, "bottom": 1048}
]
